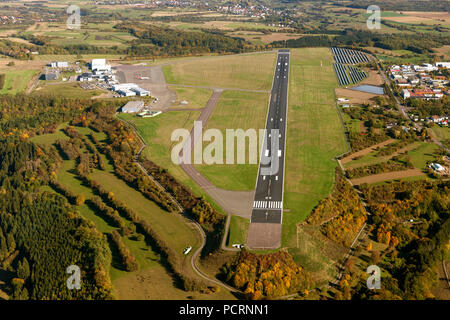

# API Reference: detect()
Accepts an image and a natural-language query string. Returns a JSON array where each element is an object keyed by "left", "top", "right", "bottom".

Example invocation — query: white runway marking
[{"left": 253, "top": 201, "right": 283, "bottom": 209}]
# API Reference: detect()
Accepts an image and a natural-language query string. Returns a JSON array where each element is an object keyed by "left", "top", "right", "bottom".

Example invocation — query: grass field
[
  {"left": 34, "top": 82, "right": 104, "bottom": 99},
  {"left": 195, "top": 90, "right": 270, "bottom": 191},
  {"left": 226, "top": 216, "right": 250, "bottom": 246},
  {"left": 162, "top": 51, "right": 276, "bottom": 90},
  {"left": 283, "top": 47, "right": 348, "bottom": 248},
  {"left": 169, "top": 86, "right": 212, "bottom": 109},
  {"left": 431, "top": 125, "right": 450, "bottom": 142},
  {"left": 30, "top": 122, "right": 70, "bottom": 145},
  {"left": 116, "top": 111, "right": 227, "bottom": 214},
  {"left": 408, "top": 142, "right": 439, "bottom": 169},
  {"left": 342, "top": 141, "right": 426, "bottom": 169},
  {"left": 0, "top": 69, "right": 38, "bottom": 94},
  {"left": 341, "top": 111, "right": 361, "bottom": 134}
]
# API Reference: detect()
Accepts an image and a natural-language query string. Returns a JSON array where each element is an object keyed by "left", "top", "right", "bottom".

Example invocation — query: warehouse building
[
  {"left": 91, "top": 59, "right": 111, "bottom": 72},
  {"left": 50, "top": 61, "right": 69, "bottom": 68},
  {"left": 44, "top": 70, "right": 59, "bottom": 80},
  {"left": 112, "top": 83, "right": 150, "bottom": 97},
  {"left": 122, "top": 100, "right": 145, "bottom": 113}
]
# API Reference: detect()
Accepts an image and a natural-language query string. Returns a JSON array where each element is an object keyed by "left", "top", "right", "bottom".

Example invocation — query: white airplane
[{"left": 183, "top": 246, "right": 192, "bottom": 255}]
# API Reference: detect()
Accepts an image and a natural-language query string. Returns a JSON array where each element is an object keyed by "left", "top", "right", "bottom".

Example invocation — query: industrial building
[
  {"left": 50, "top": 61, "right": 69, "bottom": 68},
  {"left": 122, "top": 100, "right": 145, "bottom": 113},
  {"left": 91, "top": 59, "right": 111, "bottom": 72},
  {"left": 79, "top": 72, "right": 93, "bottom": 82},
  {"left": 112, "top": 83, "right": 150, "bottom": 97},
  {"left": 44, "top": 70, "right": 59, "bottom": 80}
]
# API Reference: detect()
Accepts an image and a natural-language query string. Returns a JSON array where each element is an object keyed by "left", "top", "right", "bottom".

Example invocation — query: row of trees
[
  {"left": 116, "top": 22, "right": 265, "bottom": 58},
  {"left": 272, "top": 30, "right": 449, "bottom": 55},
  {"left": 110, "top": 230, "right": 139, "bottom": 272},
  {"left": 0, "top": 74, "right": 5, "bottom": 90},
  {"left": 346, "top": 158, "right": 414, "bottom": 179}
]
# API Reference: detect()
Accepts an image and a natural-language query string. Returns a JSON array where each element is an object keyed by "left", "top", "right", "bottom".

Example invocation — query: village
[{"left": 389, "top": 62, "right": 450, "bottom": 100}]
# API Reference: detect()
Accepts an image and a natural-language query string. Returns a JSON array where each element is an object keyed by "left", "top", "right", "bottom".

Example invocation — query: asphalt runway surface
[{"left": 250, "top": 49, "right": 290, "bottom": 225}]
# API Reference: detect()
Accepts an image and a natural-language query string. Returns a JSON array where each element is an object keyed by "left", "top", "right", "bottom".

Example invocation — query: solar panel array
[
  {"left": 331, "top": 47, "right": 370, "bottom": 65},
  {"left": 348, "top": 66, "right": 367, "bottom": 84},
  {"left": 333, "top": 63, "right": 351, "bottom": 86},
  {"left": 331, "top": 47, "right": 369, "bottom": 86}
]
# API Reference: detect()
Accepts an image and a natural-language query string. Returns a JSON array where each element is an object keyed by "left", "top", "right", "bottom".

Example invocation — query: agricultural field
[{"left": 283, "top": 47, "right": 348, "bottom": 248}]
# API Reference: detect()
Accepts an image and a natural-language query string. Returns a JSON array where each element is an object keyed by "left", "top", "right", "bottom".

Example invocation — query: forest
[
  {"left": 272, "top": 30, "right": 450, "bottom": 55},
  {"left": 221, "top": 249, "right": 311, "bottom": 300},
  {"left": 341, "top": 180, "right": 450, "bottom": 300},
  {"left": 0, "top": 139, "right": 113, "bottom": 299},
  {"left": 115, "top": 22, "right": 265, "bottom": 58},
  {"left": 0, "top": 94, "right": 220, "bottom": 299},
  {"left": 307, "top": 169, "right": 367, "bottom": 247}
]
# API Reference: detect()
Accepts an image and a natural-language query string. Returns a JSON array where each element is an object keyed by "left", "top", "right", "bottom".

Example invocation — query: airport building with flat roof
[{"left": 122, "top": 100, "right": 145, "bottom": 113}]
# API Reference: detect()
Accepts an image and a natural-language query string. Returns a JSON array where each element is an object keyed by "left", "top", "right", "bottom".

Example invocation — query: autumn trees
[
  {"left": 222, "top": 249, "right": 311, "bottom": 300},
  {"left": 307, "top": 169, "right": 367, "bottom": 247}
]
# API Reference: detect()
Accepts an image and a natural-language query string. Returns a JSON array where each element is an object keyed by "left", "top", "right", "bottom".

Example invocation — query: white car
[
  {"left": 183, "top": 246, "right": 192, "bottom": 255},
  {"left": 232, "top": 244, "right": 244, "bottom": 249}
]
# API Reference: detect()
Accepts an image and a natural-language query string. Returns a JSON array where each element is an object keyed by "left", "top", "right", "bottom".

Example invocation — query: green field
[
  {"left": 342, "top": 141, "right": 429, "bottom": 169},
  {"left": 226, "top": 216, "right": 250, "bottom": 247},
  {"left": 169, "top": 86, "right": 212, "bottom": 109},
  {"left": 195, "top": 90, "right": 270, "bottom": 191},
  {"left": 283, "top": 47, "right": 348, "bottom": 248},
  {"left": 30, "top": 122, "right": 70, "bottom": 145},
  {"left": 162, "top": 52, "right": 276, "bottom": 90},
  {"left": 34, "top": 83, "right": 104, "bottom": 98},
  {"left": 431, "top": 125, "right": 450, "bottom": 142},
  {"left": 116, "top": 111, "right": 227, "bottom": 215},
  {"left": 341, "top": 111, "right": 361, "bottom": 134},
  {"left": 0, "top": 69, "right": 37, "bottom": 94},
  {"left": 408, "top": 142, "right": 439, "bottom": 169}
]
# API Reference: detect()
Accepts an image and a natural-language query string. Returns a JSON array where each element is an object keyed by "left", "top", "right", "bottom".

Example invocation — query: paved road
[{"left": 250, "top": 49, "right": 290, "bottom": 224}]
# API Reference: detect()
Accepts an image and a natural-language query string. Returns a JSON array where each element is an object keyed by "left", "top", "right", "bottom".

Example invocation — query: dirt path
[
  {"left": 350, "top": 169, "right": 425, "bottom": 185},
  {"left": 341, "top": 139, "right": 396, "bottom": 164}
]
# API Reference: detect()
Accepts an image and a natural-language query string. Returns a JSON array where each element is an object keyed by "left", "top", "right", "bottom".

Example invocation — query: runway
[{"left": 247, "top": 49, "right": 290, "bottom": 249}]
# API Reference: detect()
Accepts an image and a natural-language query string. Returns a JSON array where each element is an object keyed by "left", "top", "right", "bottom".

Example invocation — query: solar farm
[
  {"left": 331, "top": 47, "right": 370, "bottom": 64},
  {"left": 331, "top": 47, "right": 369, "bottom": 86}
]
